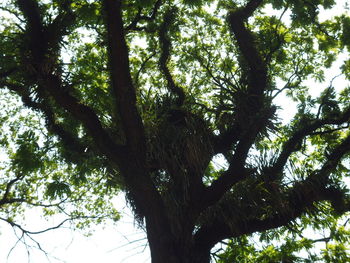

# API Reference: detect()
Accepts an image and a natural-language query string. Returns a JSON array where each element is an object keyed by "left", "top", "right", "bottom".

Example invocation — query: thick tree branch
[
  {"left": 203, "top": 0, "right": 347, "bottom": 209},
  {"left": 239, "top": 0, "right": 265, "bottom": 19},
  {"left": 227, "top": 1, "right": 267, "bottom": 97},
  {"left": 317, "top": 132, "right": 350, "bottom": 176},
  {"left": 14, "top": 0, "right": 127, "bottom": 161},
  {"left": 16, "top": 0, "right": 166, "bottom": 226},
  {"left": 103, "top": 7, "right": 186, "bottom": 260},
  {"left": 158, "top": 8, "right": 185, "bottom": 106},
  {"left": 273, "top": 107, "right": 350, "bottom": 173},
  {"left": 213, "top": 124, "right": 241, "bottom": 154},
  {"left": 103, "top": 0, "right": 147, "bottom": 153},
  {"left": 41, "top": 75, "right": 127, "bottom": 162},
  {"left": 103, "top": 1, "right": 173, "bottom": 231},
  {"left": 201, "top": 104, "right": 276, "bottom": 209},
  {"left": 16, "top": 0, "right": 74, "bottom": 68},
  {"left": 210, "top": 1, "right": 268, "bottom": 159},
  {"left": 15, "top": 0, "right": 46, "bottom": 66},
  {"left": 199, "top": 187, "right": 340, "bottom": 250},
  {"left": 194, "top": 133, "right": 350, "bottom": 252},
  {"left": 200, "top": 166, "right": 250, "bottom": 210},
  {"left": 194, "top": 180, "right": 348, "bottom": 252}
]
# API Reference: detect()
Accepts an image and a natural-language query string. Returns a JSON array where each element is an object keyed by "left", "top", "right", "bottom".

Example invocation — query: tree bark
[{"left": 146, "top": 220, "right": 211, "bottom": 263}]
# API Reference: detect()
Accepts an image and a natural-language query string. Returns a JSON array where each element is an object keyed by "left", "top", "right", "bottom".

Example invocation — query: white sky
[
  {"left": 0, "top": 1, "right": 349, "bottom": 262},
  {"left": 0, "top": 194, "right": 151, "bottom": 263}
]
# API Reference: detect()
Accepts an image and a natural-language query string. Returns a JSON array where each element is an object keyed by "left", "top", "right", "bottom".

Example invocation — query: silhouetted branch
[
  {"left": 158, "top": 8, "right": 185, "bottom": 106},
  {"left": 194, "top": 133, "right": 350, "bottom": 251},
  {"left": 126, "top": 0, "right": 162, "bottom": 31},
  {"left": 0, "top": 80, "right": 90, "bottom": 157},
  {"left": 273, "top": 107, "right": 350, "bottom": 173}
]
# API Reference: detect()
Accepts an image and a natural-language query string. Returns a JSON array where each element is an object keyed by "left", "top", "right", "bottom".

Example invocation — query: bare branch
[{"left": 0, "top": 216, "right": 72, "bottom": 235}]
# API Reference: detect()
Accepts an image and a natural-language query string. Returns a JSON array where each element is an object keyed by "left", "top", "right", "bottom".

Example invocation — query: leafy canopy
[{"left": 0, "top": 0, "right": 350, "bottom": 262}]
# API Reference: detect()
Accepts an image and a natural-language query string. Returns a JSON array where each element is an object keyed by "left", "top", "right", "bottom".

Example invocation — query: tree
[{"left": 0, "top": 0, "right": 350, "bottom": 262}]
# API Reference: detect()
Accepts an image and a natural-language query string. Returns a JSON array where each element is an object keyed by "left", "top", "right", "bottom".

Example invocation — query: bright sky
[
  {"left": 0, "top": 194, "right": 151, "bottom": 263},
  {"left": 0, "top": 1, "right": 349, "bottom": 263}
]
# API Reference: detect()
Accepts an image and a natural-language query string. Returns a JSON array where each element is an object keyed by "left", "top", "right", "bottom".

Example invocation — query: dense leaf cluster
[{"left": 0, "top": 0, "right": 350, "bottom": 262}]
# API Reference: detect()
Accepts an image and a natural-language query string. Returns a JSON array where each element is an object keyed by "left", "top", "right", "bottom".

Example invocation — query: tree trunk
[{"left": 146, "top": 220, "right": 211, "bottom": 263}]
